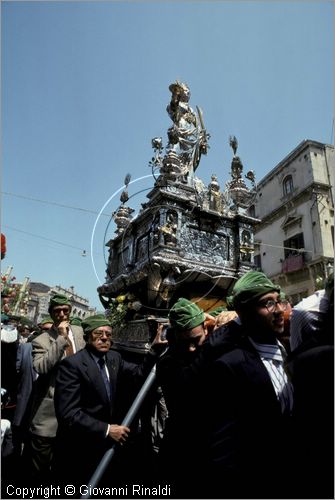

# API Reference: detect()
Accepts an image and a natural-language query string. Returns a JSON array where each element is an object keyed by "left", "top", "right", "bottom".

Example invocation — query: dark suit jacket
[
  {"left": 287, "top": 340, "right": 334, "bottom": 499},
  {"left": 54, "top": 346, "right": 157, "bottom": 483},
  {"left": 156, "top": 323, "right": 241, "bottom": 498},
  {"left": 157, "top": 345, "right": 203, "bottom": 472},
  {"left": 12, "top": 342, "right": 37, "bottom": 429},
  {"left": 205, "top": 332, "right": 293, "bottom": 499}
]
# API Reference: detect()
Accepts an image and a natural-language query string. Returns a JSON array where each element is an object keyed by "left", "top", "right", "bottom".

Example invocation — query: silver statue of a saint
[{"left": 166, "top": 81, "right": 208, "bottom": 177}]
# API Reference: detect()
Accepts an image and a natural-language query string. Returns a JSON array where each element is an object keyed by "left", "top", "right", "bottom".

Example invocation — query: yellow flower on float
[{"left": 116, "top": 294, "right": 127, "bottom": 303}]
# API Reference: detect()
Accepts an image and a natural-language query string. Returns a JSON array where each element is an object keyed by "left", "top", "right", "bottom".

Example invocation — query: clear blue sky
[{"left": 1, "top": 1, "right": 333, "bottom": 311}]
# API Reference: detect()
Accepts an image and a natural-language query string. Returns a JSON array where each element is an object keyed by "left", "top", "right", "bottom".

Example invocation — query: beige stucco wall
[{"left": 253, "top": 141, "right": 334, "bottom": 287}]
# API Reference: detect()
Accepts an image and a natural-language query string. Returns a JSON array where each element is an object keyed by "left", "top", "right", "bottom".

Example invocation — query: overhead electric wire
[
  {"left": 257, "top": 242, "right": 312, "bottom": 253},
  {"left": 2, "top": 191, "right": 112, "bottom": 217},
  {"left": 3, "top": 186, "right": 151, "bottom": 262},
  {"left": 3, "top": 192, "right": 314, "bottom": 256},
  {"left": 3, "top": 225, "right": 99, "bottom": 256}
]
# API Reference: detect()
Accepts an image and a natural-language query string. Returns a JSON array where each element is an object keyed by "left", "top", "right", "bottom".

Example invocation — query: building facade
[
  {"left": 27, "top": 282, "right": 96, "bottom": 324},
  {"left": 251, "top": 140, "right": 334, "bottom": 304}
]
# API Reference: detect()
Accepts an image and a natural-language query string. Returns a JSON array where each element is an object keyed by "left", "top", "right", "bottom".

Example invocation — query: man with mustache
[{"left": 27, "top": 293, "right": 85, "bottom": 481}]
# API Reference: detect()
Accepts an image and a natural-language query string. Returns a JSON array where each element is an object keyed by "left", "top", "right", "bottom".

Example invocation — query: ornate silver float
[{"left": 98, "top": 81, "right": 259, "bottom": 352}]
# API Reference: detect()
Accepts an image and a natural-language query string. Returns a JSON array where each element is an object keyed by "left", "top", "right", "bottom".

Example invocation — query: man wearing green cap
[
  {"left": 25, "top": 293, "right": 85, "bottom": 480},
  {"left": 38, "top": 316, "right": 54, "bottom": 331},
  {"left": 156, "top": 298, "right": 209, "bottom": 496},
  {"left": 204, "top": 270, "right": 295, "bottom": 498},
  {"left": 53, "top": 313, "right": 166, "bottom": 485}
]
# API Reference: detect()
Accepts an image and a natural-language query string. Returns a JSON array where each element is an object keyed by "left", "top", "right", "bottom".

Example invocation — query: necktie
[
  {"left": 65, "top": 337, "right": 74, "bottom": 356},
  {"left": 98, "top": 357, "right": 111, "bottom": 399}
]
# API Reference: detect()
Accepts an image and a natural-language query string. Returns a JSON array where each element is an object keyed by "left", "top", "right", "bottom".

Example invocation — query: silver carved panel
[{"left": 179, "top": 226, "right": 229, "bottom": 264}]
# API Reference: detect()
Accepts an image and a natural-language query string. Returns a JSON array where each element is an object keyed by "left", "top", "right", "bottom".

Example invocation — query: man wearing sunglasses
[
  {"left": 204, "top": 271, "right": 295, "bottom": 499},
  {"left": 25, "top": 294, "right": 85, "bottom": 482}
]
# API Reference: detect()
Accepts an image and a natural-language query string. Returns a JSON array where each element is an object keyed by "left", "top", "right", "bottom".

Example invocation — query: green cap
[
  {"left": 7, "top": 314, "right": 21, "bottom": 322},
  {"left": 48, "top": 293, "right": 72, "bottom": 313},
  {"left": 19, "top": 316, "right": 34, "bottom": 327},
  {"left": 81, "top": 314, "right": 112, "bottom": 335},
  {"left": 70, "top": 317, "right": 82, "bottom": 326},
  {"left": 209, "top": 305, "right": 227, "bottom": 317},
  {"left": 169, "top": 298, "right": 205, "bottom": 331},
  {"left": 226, "top": 271, "right": 281, "bottom": 310},
  {"left": 1, "top": 313, "right": 9, "bottom": 323},
  {"left": 40, "top": 316, "right": 53, "bottom": 325}
]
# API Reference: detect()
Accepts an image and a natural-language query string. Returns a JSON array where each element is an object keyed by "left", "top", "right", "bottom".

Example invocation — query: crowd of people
[{"left": 1, "top": 270, "right": 333, "bottom": 499}]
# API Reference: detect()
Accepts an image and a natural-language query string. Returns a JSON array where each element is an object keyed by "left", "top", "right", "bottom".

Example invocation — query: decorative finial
[
  {"left": 229, "top": 135, "right": 238, "bottom": 156},
  {"left": 120, "top": 173, "right": 131, "bottom": 204},
  {"left": 151, "top": 137, "right": 163, "bottom": 151},
  {"left": 245, "top": 170, "right": 255, "bottom": 184},
  {"left": 124, "top": 173, "right": 131, "bottom": 187}
]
